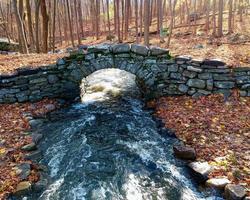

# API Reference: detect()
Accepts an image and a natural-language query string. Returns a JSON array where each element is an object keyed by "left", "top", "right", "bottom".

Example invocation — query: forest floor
[
  {"left": 148, "top": 91, "right": 250, "bottom": 196},
  {"left": 0, "top": 99, "right": 60, "bottom": 199}
]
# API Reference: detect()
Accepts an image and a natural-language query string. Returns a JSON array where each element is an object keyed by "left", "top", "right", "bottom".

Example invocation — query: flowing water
[{"left": 19, "top": 69, "right": 220, "bottom": 200}]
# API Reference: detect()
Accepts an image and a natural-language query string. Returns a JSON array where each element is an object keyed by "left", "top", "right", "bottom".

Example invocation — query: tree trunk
[
  {"left": 140, "top": 0, "right": 143, "bottom": 42},
  {"left": 144, "top": 0, "right": 150, "bottom": 46},
  {"left": 217, "top": 0, "right": 223, "bottom": 37},
  {"left": 74, "top": 0, "right": 81, "bottom": 44},
  {"left": 228, "top": 0, "right": 233, "bottom": 33},
  {"left": 167, "top": 0, "right": 177, "bottom": 47},
  {"left": 12, "top": 0, "right": 29, "bottom": 53},
  {"left": 40, "top": 0, "right": 49, "bottom": 52},
  {"left": 135, "top": 0, "right": 139, "bottom": 43},
  {"left": 212, "top": 0, "right": 216, "bottom": 36},
  {"left": 52, "top": 0, "right": 57, "bottom": 52},
  {"left": 66, "top": 0, "right": 74, "bottom": 47},
  {"left": 78, "top": 0, "right": 84, "bottom": 39},
  {"left": 106, "top": 0, "right": 111, "bottom": 35},
  {"left": 35, "top": 0, "right": 41, "bottom": 53},
  {"left": 25, "top": 0, "right": 34, "bottom": 48}
]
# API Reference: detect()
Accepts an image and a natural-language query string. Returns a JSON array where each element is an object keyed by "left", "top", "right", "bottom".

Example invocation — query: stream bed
[{"left": 18, "top": 69, "right": 220, "bottom": 200}]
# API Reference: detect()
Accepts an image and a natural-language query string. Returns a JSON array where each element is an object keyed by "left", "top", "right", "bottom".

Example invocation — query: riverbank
[
  {"left": 0, "top": 93, "right": 249, "bottom": 199},
  {"left": 149, "top": 91, "right": 250, "bottom": 197},
  {"left": 0, "top": 99, "right": 61, "bottom": 199}
]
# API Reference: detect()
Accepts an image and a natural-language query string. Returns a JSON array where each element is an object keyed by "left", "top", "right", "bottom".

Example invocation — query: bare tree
[
  {"left": 66, "top": 0, "right": 74, "bottom": 47},
  {"left": 167, "top": 0, "right": 177, "bottom": 47},
  {"left": 217, "top": 0, "right": 223, "bottom": 37},
  {"left": 12, "top": 0, "right": 28, "bottom": 53},
  {"left": 41, "top": 0, "right": 49, "bottom": 52},
  {"left": 228, "top": 0, "right": 233, "bottom": 33},
  {"left": 144, "top": 0, "right": 150, "bottom": 46}
]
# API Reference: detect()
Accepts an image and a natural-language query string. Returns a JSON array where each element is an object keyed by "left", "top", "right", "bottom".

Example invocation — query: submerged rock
[
  {"left": 225, "top": 184, "right": 246, "bottom": 200},
  {"left": 188, "top": 161, "right": 213, "bottom": 183},
  {"left": 173, "top": 145, "right": 196, "bottom": 160}
]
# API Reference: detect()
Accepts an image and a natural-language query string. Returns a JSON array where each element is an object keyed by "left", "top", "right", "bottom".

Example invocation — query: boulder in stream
[
  {"left": 188, "top": 161, "right": 213, "bottom": 183},
  {"left": 224, "top": 184, "right": 246, "bottom": 200},
  {"left": 173, "top": 145, "right": 196, "bottom": 160}
]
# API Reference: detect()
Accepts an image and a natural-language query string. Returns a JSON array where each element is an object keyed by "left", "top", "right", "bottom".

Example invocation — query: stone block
[
  {"left": 29, "top": 78, "right": 47, "bottom": 84},
  {"left": 48, "top": 74, "right": 59, "bottom": 84},
  {"left": 187, "top": 65, "right": 203, "bottom": 73},
  {"left": 112, "top": 43, "right": 131, "bottom": 53},
  {"left": 131, "top": 44, "right": 149, "bottom": 56},
  {"left": 150, "top": 46, "right": 169, "bottom": 56},
  {"left": 187, "top": 79, "right": 206, "bottom": 89},
  {"left": 214, "top": 81, "right": 235, "bottom": 89},
  {"left": 198, "top": 73, "right": 212, "bottom": 80},
  {"left": 178, "top": 84, "right": 189, "bottom": 93},
  {"left": 170, "top": 72, "right": 182, "bottom": 79},
  {"left": 183, "top": 70, "right": 197, "bottom": 78},
  {"left": 168, "top": 64, "right": 179, "bottom": 72},
  {"left": 202, "top": 59, "right": 226, "bottom": 66}
]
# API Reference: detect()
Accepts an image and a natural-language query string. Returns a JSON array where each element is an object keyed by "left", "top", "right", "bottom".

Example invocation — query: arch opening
[{"left": 79, "top": 68, "right": 145, "bottom": 105}]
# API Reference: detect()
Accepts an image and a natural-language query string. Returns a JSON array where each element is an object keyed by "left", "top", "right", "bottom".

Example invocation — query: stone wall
[{"left": 0, "top": 43, "right": 250, "bottom": 103}]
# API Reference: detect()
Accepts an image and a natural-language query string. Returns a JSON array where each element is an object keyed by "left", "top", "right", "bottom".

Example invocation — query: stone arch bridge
[{"left": 0, "top": 43, "right": 249, "bottom": 103}]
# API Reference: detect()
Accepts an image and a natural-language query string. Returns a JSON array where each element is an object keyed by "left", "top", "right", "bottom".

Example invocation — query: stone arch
[{"left": 61, "top": 44, "right": 170, "bottom": 100}]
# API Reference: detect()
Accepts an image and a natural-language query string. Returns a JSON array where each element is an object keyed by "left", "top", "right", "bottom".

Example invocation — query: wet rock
[
  {"left": 225, "top": 184, "right": 246, "bottom": 200},
  {"left": 14, "top": 163, "right": 31, "bottom": 180},
  {"left": 13, "top": 181, "right": 32, "bottom": 196},
  {"left": 32, "top": 133, "right": 43, "bottom": 144},
  {"left": 188, "top": 161, "right": 213, "bottom": 183},
  {"left": 154, "top": 117, "right": 165, "bottom": 128},
  {"left": 29, "top": 119, "right": 44, "bottom": 129},
  {"left": 206, "top": 178, "right": 231, "bottom": 189},
  {"left": 33, "top": 178, "right": 48, "bottom": 192},
  {"left": 173, "top": 145, "right": 196, "bottom": 160},
  {"left": 21, "top": 142, "right": 37, "bottom": 151},
  {"left": 24, "top": 150, "right": 42, "bottom": 161},
  {"left": 159, "top": 127, "right": 176, "bottom": 138}
]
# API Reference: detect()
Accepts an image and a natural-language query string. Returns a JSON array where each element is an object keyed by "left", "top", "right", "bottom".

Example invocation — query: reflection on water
[{"left": 21, "top": 69, "right": 219, "bottom": 200}]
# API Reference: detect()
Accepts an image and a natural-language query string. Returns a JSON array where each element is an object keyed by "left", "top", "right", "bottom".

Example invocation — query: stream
[{"left": 18, "top": 69, "right": 220, "bottom": 200}]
